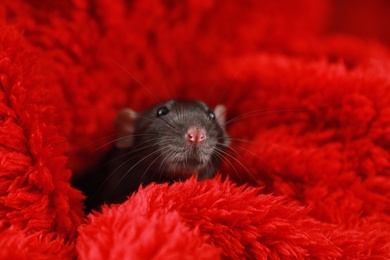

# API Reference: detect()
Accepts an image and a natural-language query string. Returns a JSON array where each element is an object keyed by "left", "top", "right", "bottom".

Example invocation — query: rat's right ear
[{"left": 114, "top": 108, "right": 137, "bottom": 149}]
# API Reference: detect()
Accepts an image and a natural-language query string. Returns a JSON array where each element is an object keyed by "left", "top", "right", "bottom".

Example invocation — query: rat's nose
[{"left": 186, "top": 126, "right": 207, "bottom": 143}]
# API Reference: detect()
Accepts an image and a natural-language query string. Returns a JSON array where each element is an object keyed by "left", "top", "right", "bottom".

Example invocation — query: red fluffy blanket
[{"left": 1, "top": 0, "right": 390, "bottom": 259}]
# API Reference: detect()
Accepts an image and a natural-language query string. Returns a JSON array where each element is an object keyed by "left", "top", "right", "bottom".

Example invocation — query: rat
[{"left": 73, "top": 99, "right": 229, "bottom": 212}]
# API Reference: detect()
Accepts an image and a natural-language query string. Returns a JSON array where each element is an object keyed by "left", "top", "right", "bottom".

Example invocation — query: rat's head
[{"left": 115, "top": 100, "right": 229, "bottom": 178}]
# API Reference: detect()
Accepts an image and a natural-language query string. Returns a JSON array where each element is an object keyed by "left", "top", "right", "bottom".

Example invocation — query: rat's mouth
[
  {"left": 164, "top": 155, "right": 206, "bottom": 175},
  {"left": 159, "top": 144, "right": 214, "bottom": 174},
  {"left": 176, "top": 158, "right": 203, "bottom": 170}
]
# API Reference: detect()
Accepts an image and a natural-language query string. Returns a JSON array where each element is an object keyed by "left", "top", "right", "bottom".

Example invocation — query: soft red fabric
[{"left": 1, "top": 0, "right": 390, "bottom": 259}]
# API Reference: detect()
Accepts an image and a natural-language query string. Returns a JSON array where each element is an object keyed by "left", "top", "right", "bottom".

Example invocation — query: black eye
[
  {"left": 208, "top": 110, "right": 215, "bottom": 119},
  {"left": 157, "top": 107, "right": 169, "bottom": 117}
]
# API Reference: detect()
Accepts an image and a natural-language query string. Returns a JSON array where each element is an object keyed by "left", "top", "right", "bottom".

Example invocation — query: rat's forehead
[
  {"left": 149, "top": 99, "right": 212, "bottom": 114},
  {"left": 172, "top": 100, "right": 210, "bottom": 110}
]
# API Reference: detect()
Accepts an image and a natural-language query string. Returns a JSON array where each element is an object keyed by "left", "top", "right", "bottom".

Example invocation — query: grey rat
[{"left": 73, "top": 99, "right": 229, "bottom": 213}]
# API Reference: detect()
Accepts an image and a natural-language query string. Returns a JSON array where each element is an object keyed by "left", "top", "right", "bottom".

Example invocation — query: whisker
[
  {"left": 216, "top": 57, "right": 249, "bottom": 105},
  {"left": 221, "top": 106, "right": 324, "bottom": 128},
  {"left": 160, "top": 71, "right": 175, "bottom": 100},
  {"left": 225, "top": 142, "right": 268, "bottom": 166},
  {"left": 138, "top": 150, "right": 167, "bottom": 183},
  {"left": 158, "top": 117, "right": 180, "bottom": 132},
  {"left": 112, "top": 147, "right": 168, "bottom": 191},
  {"left": 91, "top": 133, "right": 161, "bottom": 152},
  {"left": 90, "top": 151, "right": 139, "bottom": 199},
  {"left": 101, "top": 51, "right": 161, "bottom": 103},
  {"left": 97, "top": 137, "right": 177, "bottom": 169},
  {"left": 214, "top": 146, "right": 258, "bottom": 183},
  {"left": 213, "top": 149, "right": 243, "bottom": 183},
  {"left": 78, "top": 133, "right": 119, "bottom": 150},
  {"left": 230, "top": 136, "right": 302, "bottom": 153},
  {"left": 156, "top": 149, "right": 175, "bottom": 179}
]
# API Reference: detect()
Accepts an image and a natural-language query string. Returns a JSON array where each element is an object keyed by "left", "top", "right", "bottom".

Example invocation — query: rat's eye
[
  {"left": 157, "top": 107, "right": 169, "bottom": 117},
  {"left": 208, "top": 109, "right": 215, "bottom": 119}
]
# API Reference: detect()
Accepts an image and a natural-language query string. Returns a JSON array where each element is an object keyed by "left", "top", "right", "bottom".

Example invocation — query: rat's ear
[
  {"left": 214, "top": 104, "right": 230, "bottom": 146},
  {"left": 114, "top": 108, "right": 137, "bottom": 149},
  {"left": 213, "top": 104, "right": 227, "bottom": 126}
]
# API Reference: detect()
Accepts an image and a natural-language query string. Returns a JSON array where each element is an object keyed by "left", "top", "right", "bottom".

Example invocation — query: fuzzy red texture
[{"left": 1, "top": 0, "right": 390, "bottom": 259}]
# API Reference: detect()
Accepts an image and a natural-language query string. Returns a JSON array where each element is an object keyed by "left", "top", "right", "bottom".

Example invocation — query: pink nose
[{"left": 186, "top": 127, "right": 207, "bottom": 143}]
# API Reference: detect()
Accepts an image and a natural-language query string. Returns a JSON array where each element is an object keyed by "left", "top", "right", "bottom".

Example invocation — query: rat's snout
[{"left": 186, "top": 126, "right": 207, "bottom": 144}]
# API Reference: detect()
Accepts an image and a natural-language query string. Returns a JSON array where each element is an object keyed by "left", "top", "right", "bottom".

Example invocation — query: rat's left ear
[
  {"left": 213, "top": 105, "right": 227, "bottom": 126},
  {"left": 214, "top": 104, "right": 230, "bottom": 145},
  {"left": 114, "top": 108, "right": 137, "bottom": 149}
]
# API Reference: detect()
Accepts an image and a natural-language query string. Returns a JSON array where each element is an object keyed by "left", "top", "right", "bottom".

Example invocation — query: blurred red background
[{"left": 329, "top": 0, "right": 390, "bottom": 46}]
